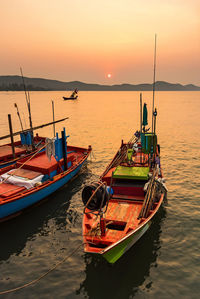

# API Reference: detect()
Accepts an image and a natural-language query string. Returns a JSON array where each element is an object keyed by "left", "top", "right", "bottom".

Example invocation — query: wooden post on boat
[
  {"left": 140, "top": 93, "right": 142, "bottom": 134},
  {"left": 153, "top": 108, "right": 157, "bottom": 153},
  {"left": 150, "top": 34, "right": 157, "bottom": 162},
  {"left": 140, "top": 93, "right": 142, "bottom": 164},
  {"left": 61, "top": 130, "right": 67, "bottom": 171},
  {"left": 52, "top": 100, "right": 55, "bottom": 137},
  {"left": 8, "top": 114, "right": 15, "bottom": 159}
]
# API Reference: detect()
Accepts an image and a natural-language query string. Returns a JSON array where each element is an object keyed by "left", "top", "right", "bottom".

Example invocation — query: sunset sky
[{"left": 1, "top": 0, "right": 200, "bottom": 85}]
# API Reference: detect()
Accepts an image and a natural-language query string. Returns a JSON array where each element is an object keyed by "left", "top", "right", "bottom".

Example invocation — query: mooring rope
[{"left": 0, "top": 242, "right": 83, "bottom": 295}]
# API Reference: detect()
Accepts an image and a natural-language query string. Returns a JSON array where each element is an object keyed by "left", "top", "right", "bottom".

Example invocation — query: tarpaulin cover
[{"left": 113, "top": 166, "right": 149, "bottom": 180}]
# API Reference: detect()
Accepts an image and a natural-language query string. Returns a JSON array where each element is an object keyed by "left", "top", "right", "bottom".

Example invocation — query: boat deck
[
  {"left": 84, "top": 198, "right": 143, "bottom": 252},
  {"left": 16, "top": 151, "right": 78, "bottom": 175},
  {"left": 0, "top": 149, "right": 86, "bottom": 201},
  {"left": 0, "top": 183, "right": 26, "bottom": 200},
  {"left": 0, "top": 145, "right": 26, "bottom": 161}
]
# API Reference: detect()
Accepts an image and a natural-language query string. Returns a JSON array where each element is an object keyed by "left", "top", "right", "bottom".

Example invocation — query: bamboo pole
[
  {"left": 140, "top": 93, "right": 142, "bottom": 164},
  {"left": 0, "top": 117, "right": 68, "bottom": 141},
  {"left": 14, "top": 103, "right": 24, "bottom": 131},
  {"left": 52, "top": 100, "right": 55, "bottom": 137},
  {"left": 8, "top": 114, "right": 15, "bottom": 159},
  {"left": 140, "top": 93, "right": 142, "bottom": 134},
  {"left": 138, "top": 167, "right": 157, "bottom": 219}
]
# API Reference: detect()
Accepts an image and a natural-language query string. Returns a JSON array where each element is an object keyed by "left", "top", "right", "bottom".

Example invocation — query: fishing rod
[
  {"left": 20, "top": 67, "right": 32, "bottom": 129},
  {"left": 14, "top": 103, "right": 24, "bottom": 131},
  {"left": 0, "top": 117, "right": 69, "bottom": 141},
  {"left": 22, "top": 112, "right": 27, "bottom": 129},
  {"left": 20, "top": 67, "right": 34, "bottom": 148}
]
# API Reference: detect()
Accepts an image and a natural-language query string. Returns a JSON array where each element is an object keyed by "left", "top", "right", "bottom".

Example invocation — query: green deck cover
[{"left": 113, "top": 166, "right": 149, "bottom": 180}]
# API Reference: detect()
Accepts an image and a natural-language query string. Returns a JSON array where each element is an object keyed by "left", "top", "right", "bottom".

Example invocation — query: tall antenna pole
[
  {"left": 140, "top": 93, "right": 142, "bottom": 134},
  {"left": 151, "top": 34, "right": 157, "bottom": 134}
]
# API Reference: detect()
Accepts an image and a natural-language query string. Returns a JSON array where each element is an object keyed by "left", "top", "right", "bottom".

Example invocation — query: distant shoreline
[{"left": 0, "top": 76, "right": 199, "bottom": 91}]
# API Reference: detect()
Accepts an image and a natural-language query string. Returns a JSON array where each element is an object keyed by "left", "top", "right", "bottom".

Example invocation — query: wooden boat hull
[
  {"left": 82, "top": 139, "right": 166, "bottom": 263},
  {"left": 98, "top": 194, "right": 163, "bottom": 263},
  {"left": 83, "top": 194, "right": 164, "bottom": 263},
  {"left": 0, "top": 147, "right": 91, "bottom": 222},
  {"left": 102, "top": 221, "right": 151, "bottom": 263},
  {"left": 63, "top": 96, "right": 78, "bottom": 101}
]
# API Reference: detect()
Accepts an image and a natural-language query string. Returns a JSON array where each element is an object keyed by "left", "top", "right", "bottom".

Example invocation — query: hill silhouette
[{"left": 0, "top": 76, "right": 199, "bottom": 91}]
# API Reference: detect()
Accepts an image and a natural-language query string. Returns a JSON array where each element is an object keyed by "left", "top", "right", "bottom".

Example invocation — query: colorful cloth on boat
[
  {"left": 45, "top": 138, "right": 55, "bottom": 161},
  {"left": 0, "top": 171, "right": 44, "bottom": 189}
]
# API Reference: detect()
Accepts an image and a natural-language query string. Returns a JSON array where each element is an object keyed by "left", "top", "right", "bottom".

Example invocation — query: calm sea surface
[{"left": 0, "top": 91, "right": 199, "bottom": 298}]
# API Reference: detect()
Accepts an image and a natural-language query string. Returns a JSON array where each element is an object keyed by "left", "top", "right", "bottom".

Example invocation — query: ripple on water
[{"left": 0, "top": 91, "right": 200, "bottom": 298}]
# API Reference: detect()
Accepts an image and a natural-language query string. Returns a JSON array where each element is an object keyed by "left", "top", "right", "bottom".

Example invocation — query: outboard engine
[{"left": 82, "top": 182, "right": 109, "bottom": 211}]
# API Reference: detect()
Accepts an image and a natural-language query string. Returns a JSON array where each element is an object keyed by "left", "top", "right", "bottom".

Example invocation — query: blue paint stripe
[{"left": 0, "top": 160, "right": 85, "bottom": 219}]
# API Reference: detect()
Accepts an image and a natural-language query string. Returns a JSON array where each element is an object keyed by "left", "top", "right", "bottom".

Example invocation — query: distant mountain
[{"left": 0, "top": 76, "right": 199, "bottom": 91}]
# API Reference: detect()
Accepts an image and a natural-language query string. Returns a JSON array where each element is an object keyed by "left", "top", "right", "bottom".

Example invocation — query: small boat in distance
[
  {"left": 81, "top": 97, "right": 167, "bottom": 264},
  {"left": 63, "top": 88, "right": 78, "bottom": 100},
  {"left": 0, "top": 127, "right": 92, "bottom": 222}
]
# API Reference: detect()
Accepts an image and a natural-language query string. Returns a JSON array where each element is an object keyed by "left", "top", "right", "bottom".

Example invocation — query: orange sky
[{"left": 1, "top": 0, "right": 200, "bottom": 85}]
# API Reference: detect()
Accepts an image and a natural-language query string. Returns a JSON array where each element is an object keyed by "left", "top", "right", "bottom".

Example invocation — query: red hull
[{"left": 82, "top": 138, "right": 166, "bottom": 262}]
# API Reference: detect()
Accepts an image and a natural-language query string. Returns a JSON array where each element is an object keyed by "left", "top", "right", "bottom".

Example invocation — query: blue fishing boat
[
  {"left": 0, "top": 116, "right": 68, "bottom": 169},
  {"left": 0, "top": 128, "right": 91, "bottom": 222}
]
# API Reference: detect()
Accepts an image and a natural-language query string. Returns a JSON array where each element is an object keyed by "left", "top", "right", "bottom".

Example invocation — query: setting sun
[{"left": 107, "top": 73, "right": 112, "bottom": 78}]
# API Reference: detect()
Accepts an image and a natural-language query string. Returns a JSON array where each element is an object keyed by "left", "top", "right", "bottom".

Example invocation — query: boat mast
[
  {"left": 140, "top": 93, "right": 142, "bottom": 134},
  {"left": 151, "top": 34, "right": 157, "bottom": 134}
]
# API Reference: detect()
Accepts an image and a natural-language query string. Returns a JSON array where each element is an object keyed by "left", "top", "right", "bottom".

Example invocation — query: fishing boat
[
  {"left": 82, "top": 101, "right": 167, "bottom": 263},
  {"left": 63, "top": 96, "right": 78, "bottom": 101},
  {"left": 0, "top": 128, "right": 92, "bottom": 222},
  {"left": 0, "top": 71, "right": 68, "bottom": 169},
  {"left": 63, "top": 89, "right": 78, "bottom": 101},
  {"left": 0, "top": 116, "right": 68, "bottom": 169}
]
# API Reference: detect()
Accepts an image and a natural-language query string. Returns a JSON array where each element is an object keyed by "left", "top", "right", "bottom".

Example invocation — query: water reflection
[
  {"left": 0, "top": 170, "right": 90, "bottom": 263},
  {"left": 77, "top": 207, "right": 166, "bottom": 299}
]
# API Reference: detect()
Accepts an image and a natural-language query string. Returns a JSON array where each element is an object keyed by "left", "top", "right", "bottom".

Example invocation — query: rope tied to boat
[
  {"left": 0, "top": 242, "right": 84, "bottom": 296},
  {"left": 85, "top": 220, "right": 114, "bottom": 242}
]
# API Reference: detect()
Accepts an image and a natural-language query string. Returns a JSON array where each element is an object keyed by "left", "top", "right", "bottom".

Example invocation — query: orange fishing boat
[{"left": 82, "top": 97, "right": 167, "bottom": 263}]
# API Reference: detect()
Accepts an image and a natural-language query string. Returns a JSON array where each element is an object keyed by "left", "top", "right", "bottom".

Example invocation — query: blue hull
[
  {"left": 0, "top": 160, "right": 86, "bottom": 221},
  {"left": 0, "top": 160, "right": 16, "bottom": 169}
]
